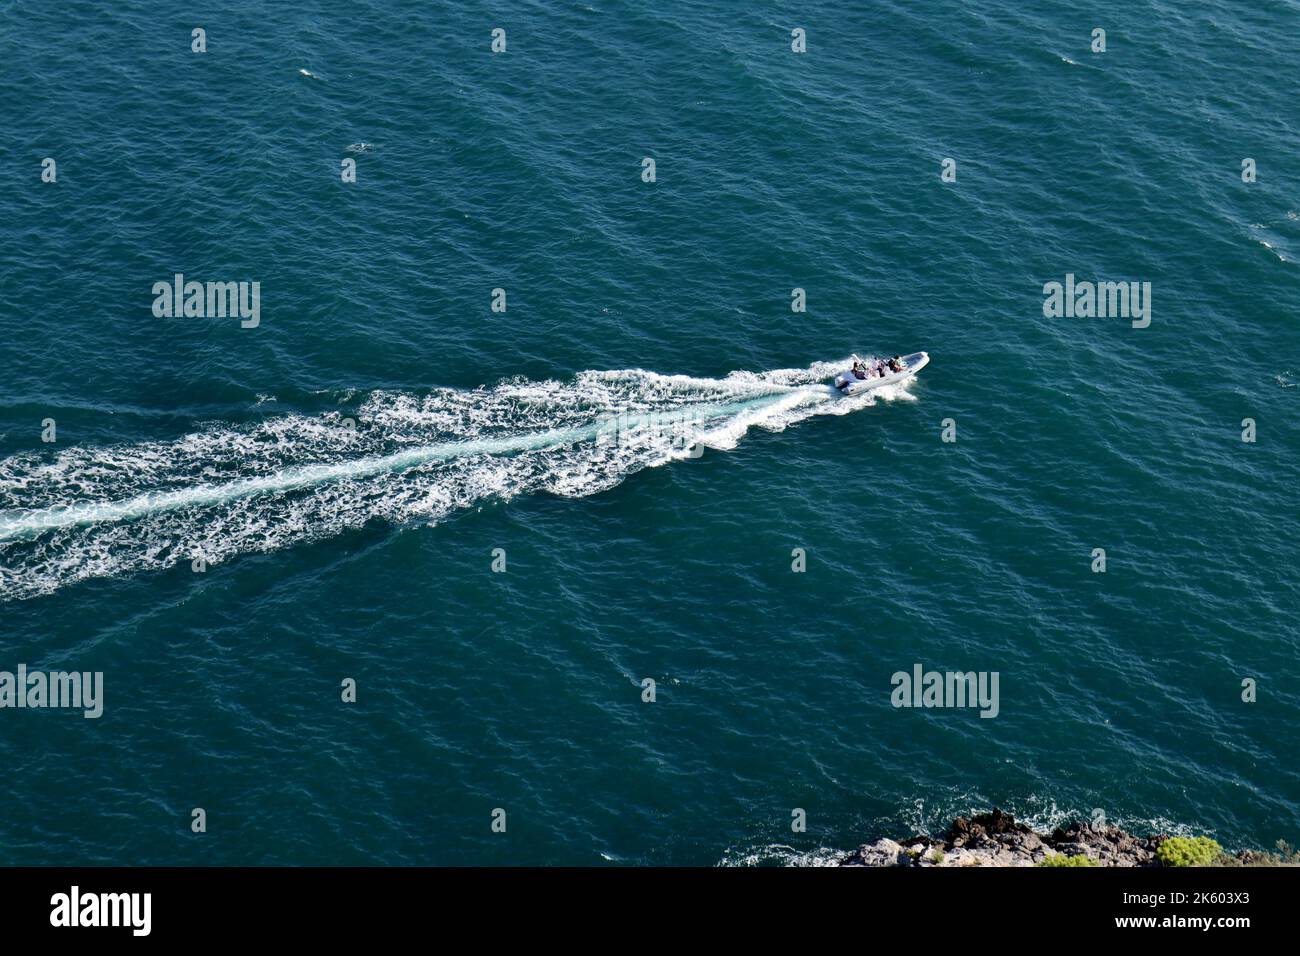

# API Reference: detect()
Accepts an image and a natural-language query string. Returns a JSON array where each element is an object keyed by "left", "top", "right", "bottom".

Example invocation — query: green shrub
[
  {"left": 1263, "top": 841, "right": 1300, "bottom": 866},
  {"left": 1214, "top": 840, "right": 1299, "bottom": 867},
  {"left": 1156, "top": 836, "right": 1222, "bottom": 867},
  {"left": 1036, "top": 853, "right": 1098, "bottom": 867}
]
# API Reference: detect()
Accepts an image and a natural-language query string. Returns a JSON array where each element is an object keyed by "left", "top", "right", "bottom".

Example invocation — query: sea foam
[{"left": 0, "top": 359, "right": 920, "bottom": 600}]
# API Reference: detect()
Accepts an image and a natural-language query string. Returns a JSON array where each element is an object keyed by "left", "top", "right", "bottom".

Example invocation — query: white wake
[{"left": 0, "top": 359, "right": 918, "bottom": 600}]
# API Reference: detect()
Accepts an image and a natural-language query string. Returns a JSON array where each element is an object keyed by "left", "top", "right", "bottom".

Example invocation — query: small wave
[
  {"left": 1247, "top": 226, "right": 1292, "bottom": 263},
  {"left": 717, "top": 843, "right": 845, "bottom": 867}
]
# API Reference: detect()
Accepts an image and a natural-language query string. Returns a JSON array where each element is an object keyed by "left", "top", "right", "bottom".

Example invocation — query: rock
[
  {"left": 1018, "top": 832, "right": 1044, "bottom": 852},
  {"left": 841, "top": 838, "right": 904, "bottom": 867},
  {"left": 981, "top": 808, "right": 1029, "bottom": 835},
  {"left": 839, "top": 809, "right": 1206, "bottom": 867}
]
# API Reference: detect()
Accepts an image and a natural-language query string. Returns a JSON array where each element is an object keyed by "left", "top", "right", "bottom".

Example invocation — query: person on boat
[
  {"left": 887, "top": 356, "right": 903, "bottom": 373},
  {"left": 851, "top": 359, "right": 867, "bottom": 380}
]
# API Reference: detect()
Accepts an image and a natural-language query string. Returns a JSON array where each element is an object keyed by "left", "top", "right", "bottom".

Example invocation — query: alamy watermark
[
  {"left": 152, "top": 273, "right": 260, "bottom": 328},
  {"left": 891, "top": 663, "right": 999, "bottom": 718},
  {"left": 50, "top": 886, "right": 150, "bottom": 936},
  {"left": 594, "top": 408, "right": 704, "bottom": 458},
  {"left": 1042, "top": 274, "right": 1150, "bottom": 328},
  {"left": 0, "top": 664, "right": 103, "bottom": 718}
]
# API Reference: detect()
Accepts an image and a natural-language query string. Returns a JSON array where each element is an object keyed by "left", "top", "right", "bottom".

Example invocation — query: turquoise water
[{"left": 1, "top": 0, "right": 1298, "bottom": 865}]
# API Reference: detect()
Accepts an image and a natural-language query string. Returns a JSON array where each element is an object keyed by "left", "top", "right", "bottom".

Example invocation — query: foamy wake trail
[{"left": 0, "top": 360, "right": 917, "bottom": 600}]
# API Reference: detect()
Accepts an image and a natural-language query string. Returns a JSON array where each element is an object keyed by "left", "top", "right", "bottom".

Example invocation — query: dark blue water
[{"left": 1, "top": 0, "right": 1298, "bottom": 865}]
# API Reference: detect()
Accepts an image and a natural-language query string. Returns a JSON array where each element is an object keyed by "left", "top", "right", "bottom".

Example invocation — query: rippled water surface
[{"left": 0, "top": 0, "right": 1297, "bottom": 864}]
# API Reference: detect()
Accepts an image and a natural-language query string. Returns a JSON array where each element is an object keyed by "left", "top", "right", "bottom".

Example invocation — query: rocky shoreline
[{"left": 839, "top": 809, "right": 1256, "bottom": 867}]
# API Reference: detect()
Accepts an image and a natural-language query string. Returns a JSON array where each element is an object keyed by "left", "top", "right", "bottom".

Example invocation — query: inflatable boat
[{"left": 832, "top": 351, "right": 929, "bottom": 395}]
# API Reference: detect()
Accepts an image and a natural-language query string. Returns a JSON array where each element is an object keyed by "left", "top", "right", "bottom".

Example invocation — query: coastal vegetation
[
  {"left": 1156, "top": 837, "right": 1221, "bottom": 867},
  {"left": 841, "top": 810, "right": 1297, "bottom": 867}
]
